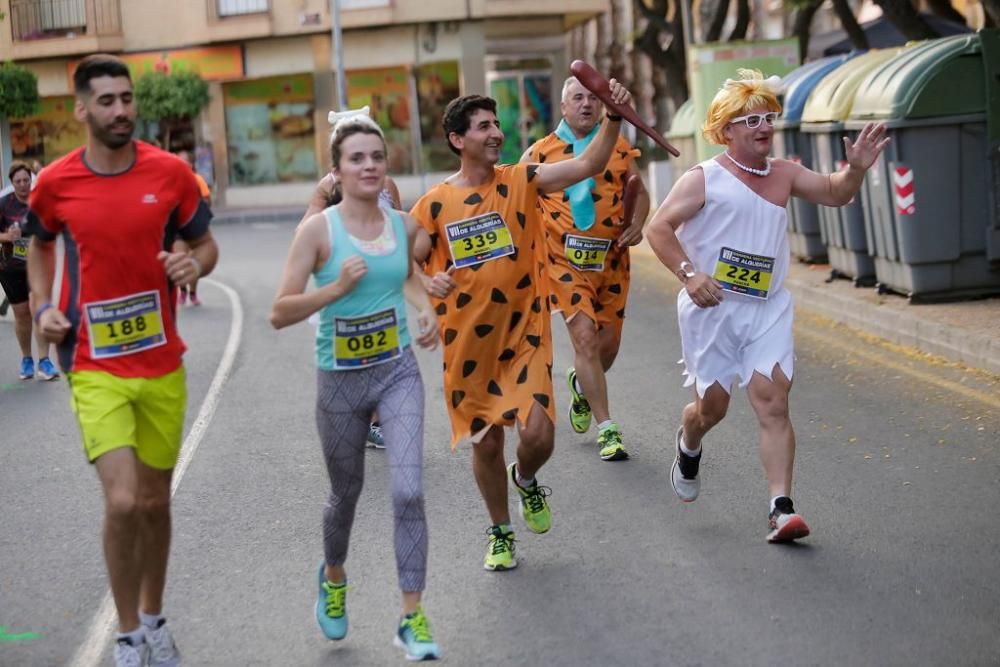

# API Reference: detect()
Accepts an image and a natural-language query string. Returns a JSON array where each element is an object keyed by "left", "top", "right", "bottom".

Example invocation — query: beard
[{"left": 87, "top": 113, "right": 134, "bottom": 150}]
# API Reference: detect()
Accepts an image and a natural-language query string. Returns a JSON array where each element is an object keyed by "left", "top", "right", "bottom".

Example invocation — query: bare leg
[
  {"left": 11, "top": 302, "right": 32, "bottom": 357},
  {"left": 566, "top": 314, "right": 610, "bottom": 423},
  {"left": 94, "top": 448, "right": 142, "bottom": 632},
  {"left": 472, "top": 426, "right": 510, "bottom": 526},
  {"left": 746, "top": 365, "right": 795, "bottom": 499},
  {"left": 135, "top": 462, "right": 174, "bottom": 617},
  {"left": 514, "top": 401, "right": 555, "bottom": 479},
  {"left": 680, "top": 382, "right": 731, "bottom": 450}
]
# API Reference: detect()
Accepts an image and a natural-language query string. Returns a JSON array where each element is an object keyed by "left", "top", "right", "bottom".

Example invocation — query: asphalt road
[{"left": 2, "top": 222, "right": 998, "bottom": 666}]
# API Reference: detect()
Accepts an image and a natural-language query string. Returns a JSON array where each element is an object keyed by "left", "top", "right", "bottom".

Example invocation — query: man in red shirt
[{"left": 27, "top": 54, "right": 217, "bottom": 667}]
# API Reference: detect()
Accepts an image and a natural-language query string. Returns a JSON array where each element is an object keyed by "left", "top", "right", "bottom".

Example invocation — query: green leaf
[
  {"left": 134, "top": 70, "right": 210, "bottom": 123},
  {"left": 0, "top": 61, "right": 41, "bottom": 118}
]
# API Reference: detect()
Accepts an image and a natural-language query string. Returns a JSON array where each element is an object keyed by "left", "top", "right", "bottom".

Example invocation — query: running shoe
[
  {"left": 367, "top": 422, "right": 386, "bottom": 449},
  {"left": 597, "top": 422, "right": 629, "bottom": 461},
  {"left": 112, "top": 636, "right": 148, "bottom": 667},
  {"left": 507, "top": 462, "right": 551, "bottom": 534},
  {"left": 483, "top": 525, "right": 516, "bottom": 571},
  {"left": 189, "top": 292, "right": 201, "bottom": 307},
  {"left": 394, "top": 607, "right": 442, "bottom": 661},
  {"left": 178, "top": 289, "right": 187, "bottom": 306},
  {"left": 19, "top": 357, "right": 33, "bottom": 380},
  {"left": 145, "top": 619, "right": 181, "bottom": 667},
  {"left": 670, "top": 426, "right": 701, "bottom": 502},
  {"left": 316, "top": 564, "right": 348, "bottom": 640},
  {"left": 566, "top": 367, "right": 592, "bottom": 434},
  {"left": 767, "top": 497, "right": 811, "bottom": 544},
  {"left": 36, "top": 357, "right": 60, "bottom": 381}
]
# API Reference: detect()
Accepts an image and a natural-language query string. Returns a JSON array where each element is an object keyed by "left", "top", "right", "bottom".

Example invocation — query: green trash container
[
  {"left": 773, "top": 54, "right": 851, "bottom": 262},
  {"left": 666, "top": 99, "right": 698, "bottom": 183},
  {"left": 846, "top": 31, "right": 1000, "bottom": 300},
  {"left": 800, "top": 48, "right": 904, "bottom": 285}
]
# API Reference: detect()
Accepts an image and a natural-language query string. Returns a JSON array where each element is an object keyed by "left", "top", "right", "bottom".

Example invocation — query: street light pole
[{"left": 331, "top": 0, "right": 347, "bottom": 110}]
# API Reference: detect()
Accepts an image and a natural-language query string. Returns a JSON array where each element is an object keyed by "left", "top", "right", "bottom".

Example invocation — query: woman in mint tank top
[{"left": 270, "top": 115, "right": 444, "bottom": 661}]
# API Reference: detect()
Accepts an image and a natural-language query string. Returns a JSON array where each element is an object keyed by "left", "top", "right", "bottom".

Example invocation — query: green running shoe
[
  {"left": 597, "top": 422, "right": 629, "bottom": 461},
  {"left": 394, "top": 606, "right": 442, "bottom": 661},
  {"left": 508, "top": 462, "right": 552, "bottom": 534},
  {"left": 483, "top": 525, "right": 517, "bottom": 571},
  {"left": 566, "top": 367, "right": 592, "bottom": 433}
]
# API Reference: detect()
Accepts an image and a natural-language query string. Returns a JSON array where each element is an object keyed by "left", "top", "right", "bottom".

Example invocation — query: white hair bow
[
  {"left": 723, "top": 75, "right": 782, "bottom": 92},
  {"left": 328, "top": 106, "right": 370, "bottom": 125}
]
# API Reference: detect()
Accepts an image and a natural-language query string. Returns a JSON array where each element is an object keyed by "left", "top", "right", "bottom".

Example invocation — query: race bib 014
[
  {"left": 564, "top": 235, "right": 612, "bottom": 272},
  {"left": 713, "top": 247, "right": 775, "bottom": 299}
]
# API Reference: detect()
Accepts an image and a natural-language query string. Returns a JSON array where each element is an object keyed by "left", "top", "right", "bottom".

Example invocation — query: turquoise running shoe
[{"left": 316, "top": 564, "right": 348, "bottom": 640}]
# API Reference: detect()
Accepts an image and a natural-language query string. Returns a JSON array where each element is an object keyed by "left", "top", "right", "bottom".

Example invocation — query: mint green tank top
[{"left": 314, "top": 207, "right": 411, "bottom": 371}]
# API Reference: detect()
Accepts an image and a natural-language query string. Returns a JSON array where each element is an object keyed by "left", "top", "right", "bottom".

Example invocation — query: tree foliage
[
  {"left": 134, "top": 71, "right": 210, "bottom": 123},
  {"left": 0, "top": 61, "right": 40, "bottom": 118}
]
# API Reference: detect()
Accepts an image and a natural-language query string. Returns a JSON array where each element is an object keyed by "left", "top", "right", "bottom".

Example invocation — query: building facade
[{"left": 0, "top": 0, "right": 607, "bottom": 206}]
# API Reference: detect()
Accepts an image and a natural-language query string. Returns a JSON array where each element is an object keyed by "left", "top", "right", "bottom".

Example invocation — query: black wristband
[{"left": 606, "top": 112, "right": 623, "bottom": 121}]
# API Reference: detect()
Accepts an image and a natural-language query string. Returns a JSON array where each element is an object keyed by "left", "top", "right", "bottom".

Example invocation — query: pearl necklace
[{"left": 725, "top": 151, "right": 771, "bottom": 177}]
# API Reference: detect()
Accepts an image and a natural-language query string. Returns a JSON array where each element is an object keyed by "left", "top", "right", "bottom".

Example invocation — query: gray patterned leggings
[{"left": 316, "top": 347, "right": 428, "bottom": 592}]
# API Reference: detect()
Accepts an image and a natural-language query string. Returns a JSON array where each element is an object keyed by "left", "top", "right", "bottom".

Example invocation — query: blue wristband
[{"left": 34, "top": 303, "right": 53, "bottom": 324}]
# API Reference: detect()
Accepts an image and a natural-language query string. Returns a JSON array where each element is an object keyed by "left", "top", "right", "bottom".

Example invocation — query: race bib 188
[
  {"left": 712, "top": 247, "right": 775, "bottom": 299},
  {"left": 445, "top": 212, "right": 515, "bottom": 269},
  {"left": 85, "top": 290, "right": 166, "bottom": 359},
  {"left": 333, "top": 308, "right": 402, "bottom": 369},
  {"left": 564, "top": 235, "right": 612, "bottom": 272}
]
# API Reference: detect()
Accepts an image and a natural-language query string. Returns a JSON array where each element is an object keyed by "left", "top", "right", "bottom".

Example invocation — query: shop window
[
  {"left": 223, "top": 74, "right": 317, "bottom": 186},
  {"left": 415, "top": 60, "right": 461, "bottom": 173},
  {"left": 346, "top": 66, "right": 414, "bottom": 175},
  {"left": 10, "top": 95, "right": 86, "bottom": 167}
]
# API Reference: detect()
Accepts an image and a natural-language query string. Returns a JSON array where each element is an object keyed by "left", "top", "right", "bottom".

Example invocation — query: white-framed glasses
[{"left": 729, "top": 112, "right": 779, "bottom": 129}]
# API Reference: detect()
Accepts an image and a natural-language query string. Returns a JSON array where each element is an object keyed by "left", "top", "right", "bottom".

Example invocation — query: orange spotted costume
[
  {"left": 411, "top": 164, "right": 555, "bottom": 446},
  {"left": 526, "top": 134, "right": 640, "bottom": 339}
]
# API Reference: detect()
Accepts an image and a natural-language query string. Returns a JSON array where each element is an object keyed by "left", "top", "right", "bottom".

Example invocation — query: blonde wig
[{"left": 701, "top": 69, "right": 783, "bottom": 145}]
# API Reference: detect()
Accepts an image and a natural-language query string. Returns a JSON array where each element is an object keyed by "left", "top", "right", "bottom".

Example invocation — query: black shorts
[{"left": 0, "top": 267, "right": 29, "bottom": 305}]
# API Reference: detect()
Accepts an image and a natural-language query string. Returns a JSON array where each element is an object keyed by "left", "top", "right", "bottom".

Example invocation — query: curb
[{"left": 784, "top": 276, "right": 1000, "bottom": 376}]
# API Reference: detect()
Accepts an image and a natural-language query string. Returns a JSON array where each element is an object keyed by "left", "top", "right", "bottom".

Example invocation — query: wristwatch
[{"left": 677, "top": 261, "right": 697, "bottom": 283}]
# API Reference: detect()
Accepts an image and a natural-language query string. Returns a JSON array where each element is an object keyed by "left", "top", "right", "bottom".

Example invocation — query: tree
[
  {"left": 788, "top": 0, "right": 823, "bottom": 63},
  {"left": 634, "top": 0, "right": 689, "bottom": 112},
  {"left": 728, "top": 0, "right": 751, "bottom": 41},
  {"left": 831, "top": 0, "right": 869, "bottom": 50},
  {"left": 704, "top": 0, "right": 731, "bottom": 42},
  {"left": 872, "top": 0, "right": 939, "bottom": 40},
  {"left": 0, "top": 62, "right": 41, "bottom": 181},
  {"left": 134, "top": 71, "right": 210, "bottom": 151}
]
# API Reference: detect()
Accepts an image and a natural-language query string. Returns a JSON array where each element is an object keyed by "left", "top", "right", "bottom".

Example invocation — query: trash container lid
[
  {"left": 666, "top": 99, "right": 697, "bottom": 139},
  {"left": 775, "top": 53, "right": 854, "bottom": 128},
  {"left": 801, "top": 48, "right": 905, "bottom": 124},
  {"left": 849, "top": 33, "right": 985, "bottom": 121}
]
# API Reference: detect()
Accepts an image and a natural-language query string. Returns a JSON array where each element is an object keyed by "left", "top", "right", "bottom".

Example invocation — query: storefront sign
[{"left": 67, "top": 45, "right": 244, "bottom": 87}]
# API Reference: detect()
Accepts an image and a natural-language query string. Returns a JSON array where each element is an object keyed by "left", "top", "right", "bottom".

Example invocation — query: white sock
[
  {"left": 597, "top": 420, "right": 614, "bottom": 432},
  {"left": 117, "top": 626, "right": 144, "bottom": 645},
  {"left": 514, "top": 466, "right": 535, "bottom": 488},
  {"left": 679, "top": 431, "right": 701, "bottom": 457},
  {"left": 140, "top": 612, "right": 164, "bottom": 629}
]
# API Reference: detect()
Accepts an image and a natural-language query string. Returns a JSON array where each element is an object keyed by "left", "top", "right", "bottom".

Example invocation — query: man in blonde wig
[{"left": 646, "top": 69, "right": 889, "bottom": 542}]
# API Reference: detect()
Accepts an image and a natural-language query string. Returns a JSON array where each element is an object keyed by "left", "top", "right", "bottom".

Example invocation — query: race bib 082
[{"left": 333, "top": 308, "right": 402, "bottom": 369}]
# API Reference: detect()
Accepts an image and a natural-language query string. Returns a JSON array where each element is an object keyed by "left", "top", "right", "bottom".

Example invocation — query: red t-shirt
[{"left": 28, "top": 142, "right": 212, "bottom": 378}]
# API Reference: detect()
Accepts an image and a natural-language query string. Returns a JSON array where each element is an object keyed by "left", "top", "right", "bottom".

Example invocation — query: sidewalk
[{"left": 782, "top": 261, "right": 1000, "bottom": 375}]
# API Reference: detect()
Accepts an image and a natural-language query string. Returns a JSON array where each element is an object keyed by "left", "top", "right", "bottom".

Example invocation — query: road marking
[
  {"left": 67, "top": 278, "right": 243, "bottom": 667},
  {"left": 0, "top": 626, "right": 41, "bottom": 642},
  {"left": 797, "top": 323, "right": 1000, "bottom": 410}
]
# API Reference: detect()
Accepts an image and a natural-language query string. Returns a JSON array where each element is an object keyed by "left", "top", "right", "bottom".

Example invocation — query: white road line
[{"left": 67, "top": 277, "right": 243, "bottom": 667}]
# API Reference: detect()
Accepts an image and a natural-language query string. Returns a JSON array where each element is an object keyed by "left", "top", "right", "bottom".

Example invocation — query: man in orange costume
[
  {"left": 522, "top": 76, "right": 649, "bottom": 462},
  {"left": 411, "top": 82, "right": 632, "bottom": 571}
]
